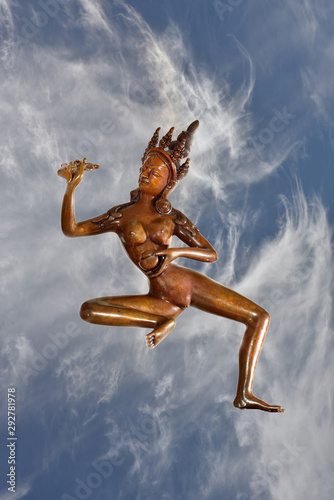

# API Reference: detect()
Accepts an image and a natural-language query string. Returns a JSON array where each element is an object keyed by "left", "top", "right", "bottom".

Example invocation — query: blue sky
[{"left": 1, "top": 1, "right": 334, "bottom": 499}]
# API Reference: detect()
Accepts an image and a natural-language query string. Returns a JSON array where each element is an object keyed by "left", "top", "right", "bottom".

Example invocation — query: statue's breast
[
  {"left": 120, "top": 221, "right": 147, "bottom": 245},
  {"left": 120, "top": 216, "right": 173, "bottom": 247},
  {"left": 147, "top": 218, "right": 173, "bottom": 245}
]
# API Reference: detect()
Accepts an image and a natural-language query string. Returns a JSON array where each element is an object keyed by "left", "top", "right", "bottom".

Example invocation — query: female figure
[{"left": 60, "top": 121, "right": 284, "bottom": 412}]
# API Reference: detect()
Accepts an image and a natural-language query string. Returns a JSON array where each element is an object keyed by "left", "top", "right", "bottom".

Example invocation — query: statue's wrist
[{"left": 65, "top": 182, "right": 76, "bottom": 194}]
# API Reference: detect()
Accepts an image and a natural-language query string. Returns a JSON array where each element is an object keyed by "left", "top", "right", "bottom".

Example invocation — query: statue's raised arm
[{"left": 59, "top": 158, "right": 121, "bottom": 237}]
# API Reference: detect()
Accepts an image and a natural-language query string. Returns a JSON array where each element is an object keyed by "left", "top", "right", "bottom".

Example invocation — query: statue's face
[{"left": 139, "top": 154, "right": 170, "bottom": 195}]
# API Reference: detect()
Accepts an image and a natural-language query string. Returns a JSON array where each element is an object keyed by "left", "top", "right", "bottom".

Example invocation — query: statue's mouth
[{"left": 139, "top": 176, "right": 149, "bottom": 185}]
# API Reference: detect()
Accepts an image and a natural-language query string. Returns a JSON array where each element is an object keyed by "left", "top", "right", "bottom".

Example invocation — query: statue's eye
[{"left": 152, "top": 170, "right": 161, "bottom": 177}]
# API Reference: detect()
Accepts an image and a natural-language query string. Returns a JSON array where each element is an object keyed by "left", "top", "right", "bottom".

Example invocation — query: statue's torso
[{"left": 115, "top": 204, "right": 174, "bottom": 271}]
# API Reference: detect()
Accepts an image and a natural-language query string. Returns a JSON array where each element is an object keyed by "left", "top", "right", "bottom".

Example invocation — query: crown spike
[
  {"left": 142, "top": 127, "right": 160, "bottom": 163},
  {"left": 177, "top": 158, "right": 190, "bottom": 180},
  {"left": 159, "top": 127, "right": 174, "bottom": 149},
  {"left": 170, "top": 137, "right": 186, "bottom": 162},
  {"left": 148, "top": 127, "right": 160, "bottom": 149}
]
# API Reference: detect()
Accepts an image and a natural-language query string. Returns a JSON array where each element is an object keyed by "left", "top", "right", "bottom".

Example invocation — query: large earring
[
  {"left": 155, "top": 180, "right": 176, "bottom": 215},
  {"left": 155, "top": 198, "right": 172, "bottom": 215}
]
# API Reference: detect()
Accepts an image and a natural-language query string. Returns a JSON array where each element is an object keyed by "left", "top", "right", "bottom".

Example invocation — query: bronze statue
[{"left": 59, "top": 121, "right": 284, "bottom": 412}]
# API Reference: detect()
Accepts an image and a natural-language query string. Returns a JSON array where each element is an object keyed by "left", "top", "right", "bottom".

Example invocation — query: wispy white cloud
[
  {"left": 0, "top": 480, "right": 32, "bottom": 500},
  {"left": 233, "top": 185, "right": 333, "bottom": 500}
]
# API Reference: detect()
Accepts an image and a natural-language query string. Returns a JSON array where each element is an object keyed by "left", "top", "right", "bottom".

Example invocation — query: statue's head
[
  {"left": 135, "top": 120, "right": 199, "bottom": 214},
  {"left": 139, "top": 152, "right": 173, "bottom": 196}
]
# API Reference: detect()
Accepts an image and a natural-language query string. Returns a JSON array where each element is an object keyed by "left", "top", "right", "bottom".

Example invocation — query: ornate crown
[{"left": 141, "top": 120, "right": 199, "bottom": 181}]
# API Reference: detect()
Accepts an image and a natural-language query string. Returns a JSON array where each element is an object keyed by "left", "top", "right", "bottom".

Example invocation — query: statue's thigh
[
  {"left": 86, "top": 294, "right": 183, "bottom": 319},
  {"left": 191, "top": 275, "right": 262, "bottom": 324}
]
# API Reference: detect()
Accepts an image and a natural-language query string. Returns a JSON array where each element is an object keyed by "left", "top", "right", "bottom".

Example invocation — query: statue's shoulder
[
  {"left": 171, "top": 208, "right": 199, "bottom": 237},
  {"left": 92, "top": 203, "right": 127, "bottom": 229}
]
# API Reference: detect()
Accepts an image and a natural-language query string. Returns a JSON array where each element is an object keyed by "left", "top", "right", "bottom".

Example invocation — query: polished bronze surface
[{"left": 60, "top": 121, "right": 284, "bottom": 412}]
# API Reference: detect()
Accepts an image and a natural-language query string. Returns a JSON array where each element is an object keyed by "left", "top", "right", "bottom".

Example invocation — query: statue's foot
[
  {"left": 233, "top": 394, "right": 285, "bottom": 413},
  {"left": 145, "top": 318, "right": 175, "bottom": 349}
]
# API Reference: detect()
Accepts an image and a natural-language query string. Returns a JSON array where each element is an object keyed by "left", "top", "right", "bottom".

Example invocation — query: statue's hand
[
  {"left": 62, "top": 159, "right": 85, "bottom": 187},
  {"left": 69, "top": 160, "right": 85, "bottom": 188},
  {"left": 58, "top": 158, "right": 99, "bottom": 187},
  {"left": 143, "top": 248, "right": 179, "bottom": 278}
]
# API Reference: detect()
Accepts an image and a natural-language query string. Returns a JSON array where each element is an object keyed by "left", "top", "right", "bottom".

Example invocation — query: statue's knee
[
  {"left": 168, "top": 318, "right": 176, "bottom": 330},
  {"left": 80, "top": 302, "right": 93, "bottom": 322},
  {"left": 261, "top": 308, "right": 270, "bottom": 325},
  {"left": 248, "top": 308, "right": 270, "bottom": 327}
]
